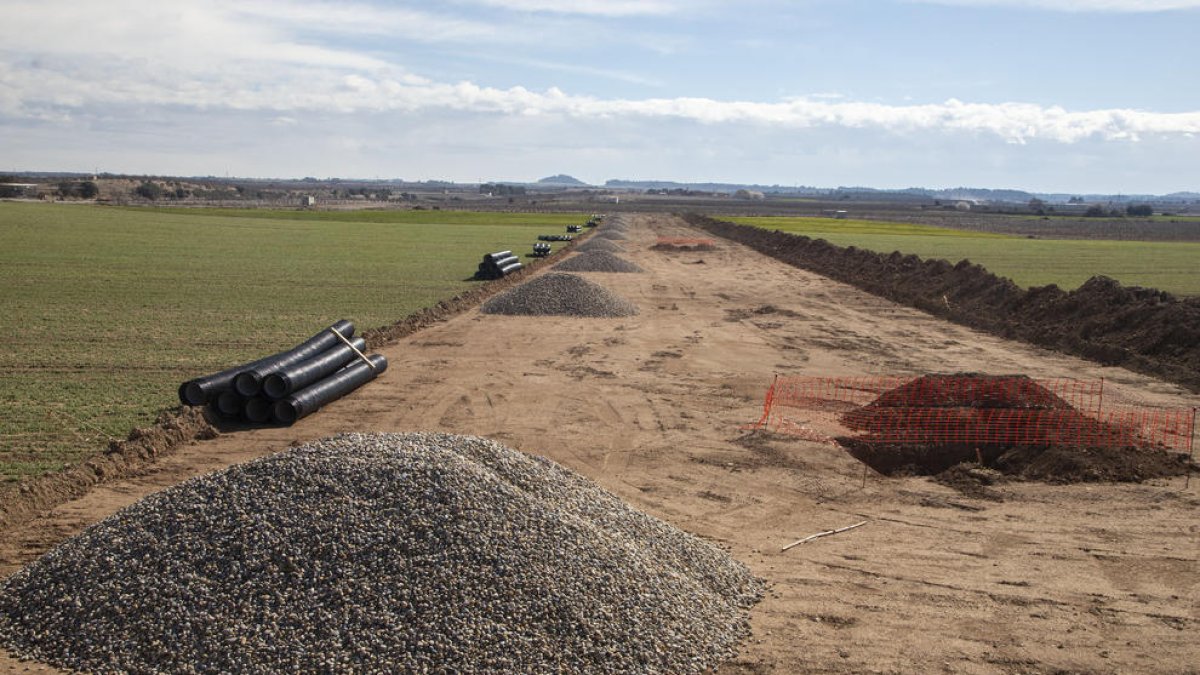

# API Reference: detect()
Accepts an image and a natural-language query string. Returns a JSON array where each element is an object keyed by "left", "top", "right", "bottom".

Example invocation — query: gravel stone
[
  {"left": 481, "top": 272, "right": 638, "bottom": 317},
  {"left": 594, "top": 230, "right": 628, "bottom": 240},
  {"left": 574, "top": 238, "right": 624, "bottom": 253},
  {"left": 553, "top": 251, "right": 644, "bottom": 274},
  {"left": 0, "top": 433, "right": 762, "bottom": 674}
]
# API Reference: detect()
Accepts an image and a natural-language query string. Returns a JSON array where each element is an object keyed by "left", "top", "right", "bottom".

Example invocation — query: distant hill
[{"left": 537, "top": 174, "right": 588, "bottom": 186}]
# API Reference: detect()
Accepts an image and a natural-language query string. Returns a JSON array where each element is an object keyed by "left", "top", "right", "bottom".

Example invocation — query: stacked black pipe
[
  {"left": 475, "top": 250, "right": 523, "bottom": 280},
  {"left": 531, "top": 242, "right": 551, "bottom": 257},
  {"left": 177, "top": 320, "right": 387, "bottom": 426},
  {"left": 538, "top": 234, "right": 573, "bottom": 242}
]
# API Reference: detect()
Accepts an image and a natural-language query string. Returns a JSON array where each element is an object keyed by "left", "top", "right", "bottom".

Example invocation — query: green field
[
  {"left": 726, "top": 216, "right": 1200, "bottom": 296},
  {"left": 0, "top": 203, "right": 582, "bottom": 482}
]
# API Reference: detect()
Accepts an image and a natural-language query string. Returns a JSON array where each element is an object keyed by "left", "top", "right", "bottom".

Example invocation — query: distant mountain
[
  {"left": 537, "top": 174, "right": 588, "bottom": 186},
  {"left": 606, "top": 179, "right": 824, "bottom": 195},
  {"left": 604, "top": 179, "right": 1200, "bottom": 205}
]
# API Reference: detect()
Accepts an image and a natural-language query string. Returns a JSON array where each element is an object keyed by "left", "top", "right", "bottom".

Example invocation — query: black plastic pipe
[
  {"left": 214, "top": 390, "right": 245, "bottom": 417},
  {"left": 231, "top": 319, "right": 355, "bottom": 397},
  {"left": 179, "top": 319, "right": 355, "bottom": 405},
  {"left": 273, "top": 353, "right": 388, "bottom": 425},
  {"left": 243, "top": 397, "right": 274, "bottom": 424},
  {"left": 179, "top": 353, "right": 281, "bottom": 406},
  {"left": 261, "top": 336, "right": 366, "bottom": 400}
]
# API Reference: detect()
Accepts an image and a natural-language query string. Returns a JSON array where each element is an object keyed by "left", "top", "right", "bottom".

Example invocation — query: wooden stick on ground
[{"left": 781, "top": 520, "right": 868, "bottom": 552}]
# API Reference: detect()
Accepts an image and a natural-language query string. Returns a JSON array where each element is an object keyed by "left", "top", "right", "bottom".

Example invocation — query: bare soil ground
[{"left": 3, "top": 214, "right": 1197, "bottom": 674}]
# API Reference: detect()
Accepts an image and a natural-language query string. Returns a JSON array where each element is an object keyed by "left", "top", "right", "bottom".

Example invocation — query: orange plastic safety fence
[
  {"left": 752, "top": 376, "right": 1196, "bottom": 452},
  {"left": 838, "top": 407, "right": 1195, "bottom": 451},
  {"left": 766, "top": 376, "right": 1104, "bottom": 414}
]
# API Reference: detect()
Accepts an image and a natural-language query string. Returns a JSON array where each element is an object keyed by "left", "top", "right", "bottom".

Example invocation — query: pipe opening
[
  {"left": 234, "top": 372, "right": 263, "bottom": 397},
  {"left": 244, "top": 398, "right": 273, "bottom": 424},
  {"left": 215, "top": 391, "right": 243, "bottom": 416},
  {"left": 274, "top": 401, "right": 300, "bottom": 426},
  {"left": 262, "top": 374, "right": 289, "bottom": 400},
  {"left": 182, "top": 382, "right": 207, "bottom": 406}
]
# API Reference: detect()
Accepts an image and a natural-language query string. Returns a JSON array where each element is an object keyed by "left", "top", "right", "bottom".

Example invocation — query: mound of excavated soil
[
  {"left": 553, "top": 251, "right": 644, "bottom": 273},
  {"left": 481, "top": 272, "right": 638, "bottom": 317},
  {"left": 594, "top": 230, "right": 628, "bottom": 241},
  {"left": 836, "top": 374, "right": 1194, "bottom": 485},
  {"left": 849, "top": 373, "right": 1074, "bottom": 412},
  {"left": 684, "top": 214, "right": 1200, "bottom": 392},
  {"left": 0, "top": 433, "right": 761, "bottom": 674},
  {"left": 652, "top": 242, "right": 717, "bottom": 252}
]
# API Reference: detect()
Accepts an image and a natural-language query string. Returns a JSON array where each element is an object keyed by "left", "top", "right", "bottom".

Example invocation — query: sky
[{"left": 1, "top": 0, "right": 1198, "bottom": 193}]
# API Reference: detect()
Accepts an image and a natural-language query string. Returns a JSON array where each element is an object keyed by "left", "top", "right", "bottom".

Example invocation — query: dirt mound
[
  {"left": 652, "top": 243, "right": 716, "bottom": 252},
  {"left": 836, "top": 374, "right": 1193, "bottom": 485},
  {"left": 0, "top": 433, "right": 762, "bottom": 673},
  {"left": 594, "top": 230, "right": 628, "bottom": 241},
  {"left": 553, "top": 251, "right": 644, "bottom": 273},
  {"left": 481, "top": 272, "right": 638, "bottom": 317},
  {"left": 652, "top": 238, "right": 717, "bottom": 252},
  {"left": 853, "top": 373, "right": 1074, "bottom": 411},
  {"left": 684, "top": 214, "right": 1200, "bottom": 392}
]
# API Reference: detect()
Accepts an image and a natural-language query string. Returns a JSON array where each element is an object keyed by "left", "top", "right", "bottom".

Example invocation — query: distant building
[
  {"left": 300, "top": 195, "right": 316, "bottom": 207},
  {"left": 734, "top": 189, "right": 765, "bottom": 200},
  {"left": 821, "top": 209, "right": 848, "bottom": 219},
  {"left": 0, "top": 182, "right": 40, "bottom": 199},
  {"left": 954, "top": 201, "right": 972, "bottom": 211}
]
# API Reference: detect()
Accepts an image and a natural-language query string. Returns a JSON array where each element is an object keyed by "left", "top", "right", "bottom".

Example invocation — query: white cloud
[
  {"left": 906, "top": 0, "right": 1200, "bottom": 11},
  {"left": 461, "top": 0, "right": 686, "bottom": 16},
  {"left": 6, "top": 50, "right": 1198, "bottom": 144}
]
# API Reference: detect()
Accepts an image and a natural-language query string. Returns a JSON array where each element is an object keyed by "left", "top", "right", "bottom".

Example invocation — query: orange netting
[{"left": 752, "top": 375, "right": 1196, "bottom": 453}]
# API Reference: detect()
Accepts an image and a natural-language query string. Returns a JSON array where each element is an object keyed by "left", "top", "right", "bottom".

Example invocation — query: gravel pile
[
  {"left": 554, "top": 251, "right": 644, "bottom": 274},
  {"left": 0, "top": 433, "right": 762, "bottom": 673},
  {"left": 481, "top": 272, "right": 638, "bottom": 317},
  {"left": 575, "top": 238, "right": 624, "bottom": 253},
  {"left": 594, "top": 230, "right": 628, "bottom": 241}
]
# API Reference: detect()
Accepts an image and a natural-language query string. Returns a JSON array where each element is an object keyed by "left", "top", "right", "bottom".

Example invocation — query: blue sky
[{"left": 1, "top": 0, "right": 1197, "bottom": 193}]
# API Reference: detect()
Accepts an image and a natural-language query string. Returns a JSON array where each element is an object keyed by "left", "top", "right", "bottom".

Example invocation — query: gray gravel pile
[
  {"left": 594, "top": 230, "right": 628, "bottom": 240},
  {"left": 574, "top": 238, "right": 624, "bottom": 253},
  {"left": 554, "top": 251, "right": 644, "bottom": 274},
  {"left": 481, "top": 272, "right": 638, "bottom": 317},
  {"left": 0, "top": 433, "right": 762, "bottom": 673}
]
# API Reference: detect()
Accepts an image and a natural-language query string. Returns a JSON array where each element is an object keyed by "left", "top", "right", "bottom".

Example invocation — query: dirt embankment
[{"left": 684, "top": 213, "right": 1200, "bottom": 392}]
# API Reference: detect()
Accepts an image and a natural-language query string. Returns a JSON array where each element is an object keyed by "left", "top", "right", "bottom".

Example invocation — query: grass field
[
  {"left": 0, "top": 203, "right": 583, "bottom": 482},
  {"left": 726, "top": 216, "right": 1200, "bottom": 296}
]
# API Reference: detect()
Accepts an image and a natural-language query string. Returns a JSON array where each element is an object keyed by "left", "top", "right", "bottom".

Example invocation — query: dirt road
[{"left": 3, "top": 214, "right": 1197, "bottom": 673}]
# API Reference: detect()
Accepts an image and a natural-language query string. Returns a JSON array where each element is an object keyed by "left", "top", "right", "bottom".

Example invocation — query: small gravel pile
[
  {"left": 554, "top": 251, "right": 644, "bottom": 273},
  {"left": 0, "top": 433, "right": 761, "bottom": 673},
  {"left": 481, "top": 272, "right": 638, "bottom": 317},
  {"left": 575, "top": 238, "right": 624, "bottom": 253},
  {"left": 594, "top": 230, "right": 628, "bottom": 240}
]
